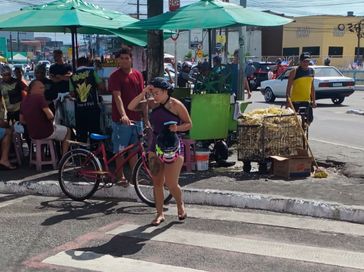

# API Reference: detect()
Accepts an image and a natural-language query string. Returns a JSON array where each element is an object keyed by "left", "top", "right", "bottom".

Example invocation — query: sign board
[
  {"left": 216, "top": 35, "right": 226, "bottom": 44},
  {"left": 67, "top": 47, "right": 72, "bottom": 59},
  {"left": 190, "top": 29, "right": 203, "bottom": 49},
  {"left": 169, "top": 0, "right": 180, "bottom": 11}
]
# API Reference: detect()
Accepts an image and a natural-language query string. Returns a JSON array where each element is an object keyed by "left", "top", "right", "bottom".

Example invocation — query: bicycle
[{"left": 58, "top": 125, "right": 172, "bottom": 207}]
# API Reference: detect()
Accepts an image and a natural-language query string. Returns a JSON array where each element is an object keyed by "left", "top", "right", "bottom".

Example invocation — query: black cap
[
  {"left": 149, "top": 77, "right": 174, "bottom": 94},
  {"left": 300, "top": 52, "right": 311, "bottom": 61}
]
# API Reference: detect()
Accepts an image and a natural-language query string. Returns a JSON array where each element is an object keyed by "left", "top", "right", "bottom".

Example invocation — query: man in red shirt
[
  {"left": 108, "top": 46, "right": 148, "bottom": 184},
  {"left": 20, "top": 80, "right": 71, "bottom": 155}
]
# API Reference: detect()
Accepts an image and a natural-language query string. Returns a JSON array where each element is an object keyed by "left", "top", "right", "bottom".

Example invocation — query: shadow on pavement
[{"left": 65, "top": 222, "right": 178, "bottom": 260}]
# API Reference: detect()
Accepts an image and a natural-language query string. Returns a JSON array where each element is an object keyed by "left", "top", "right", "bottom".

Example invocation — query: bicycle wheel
[
  {"left": 132, "top": 157, "right": 172, "bottom": 207},
  {"left": 58, "top": 149, "right": 102, "bottom": 201}
]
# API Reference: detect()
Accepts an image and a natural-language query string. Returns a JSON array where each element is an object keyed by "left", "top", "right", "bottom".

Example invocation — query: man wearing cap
[
  {"left": 286, "top": 52, "right": 316, "bottom": 124},
  {"left": 245, "top": 59, "right": 256, "bottom": 91}
]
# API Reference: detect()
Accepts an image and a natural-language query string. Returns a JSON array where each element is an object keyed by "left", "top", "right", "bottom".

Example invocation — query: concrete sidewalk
[{"left": 0, "top": 139, "right": 363, "bottom": 224}]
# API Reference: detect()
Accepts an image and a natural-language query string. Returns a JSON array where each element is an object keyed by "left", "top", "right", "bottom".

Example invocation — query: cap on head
[
  {"left": 149, "top": 77, "right": 174, "bottom": 95},
  {"left": 248, "top": 59, "right": 253, "bottom": 64},
  {"left": 300, "top": 52, "right": 311, "bottom": 61}
]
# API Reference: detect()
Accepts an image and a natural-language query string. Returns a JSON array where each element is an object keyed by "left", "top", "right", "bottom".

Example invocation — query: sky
[{"left": 1, "top": 0, "right": 364, "bottom": 44}]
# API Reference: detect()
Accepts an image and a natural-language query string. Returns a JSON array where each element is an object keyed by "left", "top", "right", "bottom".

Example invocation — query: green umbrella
[
  {"left": 0, "top": 0, "right": 138, "bottom": 33},
  {"left": 0, "top": 0, "right": 146, "bottom": 67},
  {"left": 125, "top": 0, "right": 292, "bottom": 30},
  {"left": 125, "top": 0, "right": 292, "bottom": 95}
]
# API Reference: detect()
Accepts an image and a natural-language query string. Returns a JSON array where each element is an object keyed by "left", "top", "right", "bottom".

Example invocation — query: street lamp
[{"left": 338, "top": 19, "right": 364, "bottom": 64}]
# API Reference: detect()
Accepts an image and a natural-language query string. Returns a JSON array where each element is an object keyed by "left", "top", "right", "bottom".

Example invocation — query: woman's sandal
[
  {"left": 178, "top": 204, "right": 187, "bottom": 221},
  {"left": 115, "top": 177, "right": 129, "bottom": 188},
  {"left": 178, "top": 213, "right": 187, "bottom": 221},
  {"left": 151, "top": 216, "right": 165, "bottom": 226}
]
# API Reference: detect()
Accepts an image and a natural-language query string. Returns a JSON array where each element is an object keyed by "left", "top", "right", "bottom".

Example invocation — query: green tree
[{"left": 185, "top": 50, "right": 192, "bottom": 60}]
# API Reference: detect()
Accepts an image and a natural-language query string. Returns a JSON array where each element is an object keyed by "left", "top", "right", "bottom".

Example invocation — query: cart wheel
[
  {"left": 213, "top": 140, "right": 229, "bottom": 162},
  {"left": 258, "top": 162, "right": 268, "bottom": 174},
  {"left": 243, "top": 161, "right": 252, "bottom": 173}
]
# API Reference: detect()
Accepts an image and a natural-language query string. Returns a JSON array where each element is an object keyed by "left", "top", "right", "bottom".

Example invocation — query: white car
[{"left": 260, "top": 65, "right": 355, "bottom": 105}]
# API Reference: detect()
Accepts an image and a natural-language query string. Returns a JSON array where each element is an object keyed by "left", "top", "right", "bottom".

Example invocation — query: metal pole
[
  {"left": 357, "top": 32, "right": 360, "bottom": 64},
  {"left": 71, "top": 29, "right": 76, "bottom": 72},
  {"left": 17, "top": 32, "right": 20, "bottom": 51},
  {"left": 9, "top": 32, "right": 13, "bottom": 63},
  {"left": 237, "top": 0, "right": 247, "bottom": 100},
  {"left": 137, "top": 0, "right": 140, "bottom": 19},
  {"left": 174, "top": 39, "right": 178, "bottom": 84},
  {"left": 208, "top": 29, "right": 212, "bottom": 68},
  {"left": 75, "top": 28, "right": 79, "bottom": 61}
]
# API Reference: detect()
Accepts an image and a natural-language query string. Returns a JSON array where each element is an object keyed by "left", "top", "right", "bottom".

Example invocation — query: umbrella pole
[
  {"left": 75, "top": 28, "right": 79, "bottom": 61},
  {"left": 238, "top": 26, "right": 246, "bottom": 100},
  {"left": 171, "top": 31, "right": 179, "bottom": 86},
  {"left": 208, "top": 29, "right": 212, "bottom": 68},
  {"left": 71, "top": 28, "right": 76, "bottom": 72},
  {"left": 174, "top": 39, "right": 178, "bottom": 84}
]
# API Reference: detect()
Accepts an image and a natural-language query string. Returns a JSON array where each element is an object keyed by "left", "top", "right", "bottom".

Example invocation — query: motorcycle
[{"left": 247, "top": 75, "right": 257, "bottom": 91}]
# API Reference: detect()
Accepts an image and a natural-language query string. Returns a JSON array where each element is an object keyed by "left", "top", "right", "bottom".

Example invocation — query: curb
[{"left": 1, "top": 180, "right": 363, "bottom": 224}]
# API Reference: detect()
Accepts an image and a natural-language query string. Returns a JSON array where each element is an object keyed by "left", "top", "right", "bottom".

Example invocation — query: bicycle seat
[{"left": 90, "top": 133, "right": 110, "bottom": 141}]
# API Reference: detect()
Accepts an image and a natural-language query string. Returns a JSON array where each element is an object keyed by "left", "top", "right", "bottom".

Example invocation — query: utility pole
[
  {"left": 338, "top": 19, "right": 364, "bottom": 64},
  {"left": 146, "top": 0, "right": 164, "bottom": 81},
  {"left": 238, "top": 0, "right": 247, "bottom": 100},
  {"left": 128, "top": 0, "right": 147, "bottom": 19},
  {"left": 137, "top": 0, "right": 140, "bottom": 19}
]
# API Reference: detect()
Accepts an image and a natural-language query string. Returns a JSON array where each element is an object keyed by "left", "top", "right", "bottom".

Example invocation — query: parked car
[
  {"left": 260, "top": 65, "right": 355, "bottom": 105},
  {"left": 252, "top": 61, "right": 276, "bottom": 89}
]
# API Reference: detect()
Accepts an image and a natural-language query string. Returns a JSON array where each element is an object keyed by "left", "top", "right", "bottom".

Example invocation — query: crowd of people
[
  {"left": 1, "top": 46, "right": 191, "bottom": 226},
  {"left": 175, "top": 50, "right": 253, "bottom": 99},
  {"left": 0, "top": 49, "right": 104, "bottom": 170}
]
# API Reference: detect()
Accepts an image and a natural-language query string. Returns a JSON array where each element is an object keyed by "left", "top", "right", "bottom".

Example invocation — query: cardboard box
[{"left": 271, "top": 153, "right": 312, "bottom": 179}]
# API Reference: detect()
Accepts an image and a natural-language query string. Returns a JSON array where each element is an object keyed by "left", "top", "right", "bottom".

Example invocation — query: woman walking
[{"left": 128, "top": 77, "right": 192, "bottom": 226}]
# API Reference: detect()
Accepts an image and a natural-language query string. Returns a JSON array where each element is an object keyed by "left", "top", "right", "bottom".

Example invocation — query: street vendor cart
[{"left": 237, "top": 107, "right": 306, "bottom": 173}]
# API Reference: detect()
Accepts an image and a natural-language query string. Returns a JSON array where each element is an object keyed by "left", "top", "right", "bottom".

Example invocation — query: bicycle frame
[{"left": 90, "top": 140, "right": 143, "bottom": 182}]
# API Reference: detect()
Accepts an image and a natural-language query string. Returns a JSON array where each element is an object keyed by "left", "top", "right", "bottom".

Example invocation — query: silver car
[{"left": 260, "top": 65, "right": 355, "bottom": 105}]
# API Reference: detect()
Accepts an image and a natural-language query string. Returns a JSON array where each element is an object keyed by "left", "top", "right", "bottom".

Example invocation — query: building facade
[{"left": 282, "top": 15, "right": 364, "bottom": 68}]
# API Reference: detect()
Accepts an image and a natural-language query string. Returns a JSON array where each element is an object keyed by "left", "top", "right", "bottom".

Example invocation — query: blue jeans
[
  {"left": 111, "top": 121, "right": 143, "bottom": 153},
  {"left": 0, "top": 127, "right": 5, "bottom": 141}
]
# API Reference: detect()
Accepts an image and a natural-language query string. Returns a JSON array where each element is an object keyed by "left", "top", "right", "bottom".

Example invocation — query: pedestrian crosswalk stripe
[
  {"left": 43, "top": 250, "right": 207, "bottom": 272},
  {"left": 165, "top": 206, "right": 364, "bottom": 236},
  {"left": 0, "top": 195, "right": 31, "bottom": 208},
  {"left": 107, "top": 224, "right": 364, "bottom": 270}
]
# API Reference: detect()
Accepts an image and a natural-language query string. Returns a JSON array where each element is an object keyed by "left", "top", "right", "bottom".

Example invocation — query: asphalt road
[
  {"left": 251, "top": 90, "right": 364, "bottom": 150},
  {"left": 1, "top": 194, "right": 364, "bottom": 272},
  {"left": 250, "top": 90, "right": 364, "bottom": 178}
]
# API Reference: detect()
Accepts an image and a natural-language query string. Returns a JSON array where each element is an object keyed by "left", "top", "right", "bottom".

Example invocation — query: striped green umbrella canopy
[{"left": 125, "top": 0, "right": 293, "bottom": 30}]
